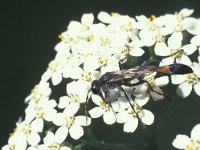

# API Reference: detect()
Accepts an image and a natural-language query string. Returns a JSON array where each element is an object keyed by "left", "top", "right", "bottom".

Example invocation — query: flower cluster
[{"left": 3, "top": 8, "right": 200, "bottom": 150}]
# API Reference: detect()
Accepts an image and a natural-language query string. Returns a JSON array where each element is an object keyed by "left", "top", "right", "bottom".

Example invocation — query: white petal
[
  {"left": 60, "top": 147, "right": 72, "bottom": 150},
  {"left": 27, "top": 132, "right": 40, "bottom": 146},
  {"left": 154, "top": 42, "right": 170, "bottom": 56},
  {"left": 123, "top": 118, "right": 138, "bottom": 133},
  {"left": 194, "top": 82, "right": 200, "bottom": 96},
  {"left": 31, "top": 118, "right": 43, "bottom": 132},
  {"left": 55, "top": 126, "right": 68, "bottom": 143},
  {"left": 140, "top": 109, "right": 154, "bottom": 125},
  {"left": 191, "top": 35, "right": 200, "bottom": 46},
  {"left": 177, "top": 55, "right": 192, "bottom": 66},
  {"left": 89, "top": 107, "right": 104, "bottom": 118},
  {"left": 171, "top": 75, "right": 186, "bottom": 84},
  {"left": 63, "top": 103, "right": 79, "bottom": 116},
  {"left": 172, "top": 134, "right": 190, "bottom": 149},
  {"left": 176, "top": 82, "right": 192, "bottom": 98},
  {"left": 52, "top": 113, "right": 65, "bottom": 126},
  {"left": 129, "top": 47, "right": 144, "bottom": 57},
  {"left": 168, "top": 32, "right": 182, "bottom": 49},
  {"left": 75, "top": 115, "right": 91, "bottom": 126},
  {"left": 43, "top": 131, "right": 54, "bottom": 145},
  {"left": 52, "top": 72, "right": 62, "bottom": 86},
  {"left": 182, "top": 44, "right": 197, "bottom": 55},
  {"left": 191, "top": 124, "right": 200, "bottom": 140},
  {"left": 103, "top": 110, "right": 116, "bottom": 125},
  {"left": 97, "top": 11, "right": 112, "bottom": 24},
  {"left": 160, "top": 57, "right": 174, "bottom": 66},
  {"left": 117, "top": 111, "right": 130, "bottom": 123},
  {"left": 155, "top": 76, "right": 169, "bottom": 87},
  {"left": 81, "top": 13, "right": 94, "bottom": 25},
  {"left": 134, "top": 95, "right": 149, "bottom": 106},
  {"left": 179, "top": 8, "right": 194, "bottom": 17},
  {"left": 69, "top": 124, "right": 84, "bottom": 140}
]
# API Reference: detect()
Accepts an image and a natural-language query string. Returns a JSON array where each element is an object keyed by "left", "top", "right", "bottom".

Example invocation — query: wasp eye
[{"left": 91, "top": 80, "right": 100, "bottom": 95}]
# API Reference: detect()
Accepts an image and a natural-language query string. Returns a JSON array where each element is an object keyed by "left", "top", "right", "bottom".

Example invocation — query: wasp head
[{"left": 91, "top": 80, "right": 101, "bottom": 95}]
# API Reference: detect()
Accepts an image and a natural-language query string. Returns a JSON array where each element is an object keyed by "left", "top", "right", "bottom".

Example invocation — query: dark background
[{"left": 1, "top": 0, "right": 200, "bottom": 149}]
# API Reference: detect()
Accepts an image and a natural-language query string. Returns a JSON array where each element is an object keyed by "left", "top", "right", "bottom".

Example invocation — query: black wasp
[{"left": 85, "top": 56, "right": 193, "bottom": 124}]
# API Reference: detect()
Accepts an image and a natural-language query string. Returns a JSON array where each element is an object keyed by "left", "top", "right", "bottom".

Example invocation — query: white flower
[
  {"left": 25, "top": 81, "right": 51, "bottom": 104},
  {"left": 89, "top": 94, "right": 117, "bottom": 125},
  {"left": 58, "top": 80, "right": 89, "bottom": 109},
  {"left": 41, "top": 59, "right": 63, "bottom": 85},
  {"left": 39, "top": 131, "right": 72, "bottom": 150},
  {"left": 2, "top": 133, "right": 27, "bottom": 150},
  {"left": 117, "top": 96, "right": 154, "bottom": 133},
  {"left": 155, "top": 33, "right": 196, "bottom": 66},
  {"left": 25, "top": 98, "right": 57, "bottom": 131},
  {"left": 14, "top": 120, "right": 41, "bottom": 147},
  {"left": 67, "top": 13, "right": 94, "bottom": 39},
  {"left": 172, "top": 123, "right": 200, "bottom": 149},
  {"left": 53, "top": 104, "right": 91, "bottom": 140},
  {"left": 171, "top": 62, "right": 200, "bottom": 98}
]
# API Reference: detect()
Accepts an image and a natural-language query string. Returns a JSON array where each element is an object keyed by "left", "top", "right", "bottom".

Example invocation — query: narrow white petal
[
  {"left": 123, "top": 118, "right": 138, "bottom": 133},
  {"left": 89, "top": 107, "right": 104, "bottom": 118},
  {"left": 55, "top": 126, "right": 68, "bottom": 143},
  {"left": 155, "top": 76, "right": 169, "bottom": 87},
  {"left": 69, "top": 124, "right": 84, "bottom": 140},
  {"left": 172, "top": 134, "right": 190, "bottom": 149},
  {"left": 191, "top": 124, "right": 200, "bottom": 140},
  {"left": 176, "top": 82, "right": 192, "bottom": 98},
  {"left": 194, "top": 82, "right": 200, "bottom": 96},
  {"left": 103, "top": 110, "right": 116, "bottom": 125},
  {"left": 140, "top": 109, "right": 154, "bottom": 125}
]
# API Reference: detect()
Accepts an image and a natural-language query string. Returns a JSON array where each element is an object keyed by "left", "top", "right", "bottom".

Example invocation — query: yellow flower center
[
  {"left": 170, "top": 49, "right": 183, "bottom": 58},
  {"left": 128, "top": 103, "right": 141, "bottom": 117},
  {"left": 121, "top": 20, "right": 133, "bottom": 32},
  {"left": 144, "top": 76, "right": 155, "bottom": 86},
  {"left": 81, "top": 71, "right": 92, "bottom": 81},
  {"left": 81, "top": 24, "right": 90, "bottom": 32},
  {"left": 186, "top": 73, "right": 199, "bottom": 84},
  {"left": 48, "top": 142, "right": 60, "bottom": 150},
  {"left": 99, "top": 100, "right": 110, "bottom": 111},
  {"left": 185, "top": 139, "right": 200, "bottom": 150},
  {"left": 36, "top": 107, "right": 45, "bottom": 118},
  {"left": 31, "top": 85, "right": 42, "bottom": 103},
  {"left": 66, "top": 116, "right": 75, "bottom": 128},
  {"left": 69, "top": 93, "right": 79, "bottom": 103},
  {"left": 22, "top": 123, "right": 31, "bottom": 136},
  {"left": 98, "top": 56, "right": 108, "bottom": 67},
  {"left": 48, "top": 60, "right": 59, "bottom": 73},
  {"left": 100, "top": 36, "right": 110, "bottom": 46}
]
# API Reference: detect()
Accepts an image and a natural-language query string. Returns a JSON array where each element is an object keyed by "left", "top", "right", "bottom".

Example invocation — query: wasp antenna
[{"left": 85, "top": 90, "right": 91, "bottom": 126}]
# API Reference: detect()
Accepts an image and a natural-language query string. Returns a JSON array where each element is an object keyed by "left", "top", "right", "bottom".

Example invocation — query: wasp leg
[
  {"left": 118, "top": 57, "right": 127, "bottom": 70},
  {"left": 119, "top": 86, "right": 145, "bottom": 128}
]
